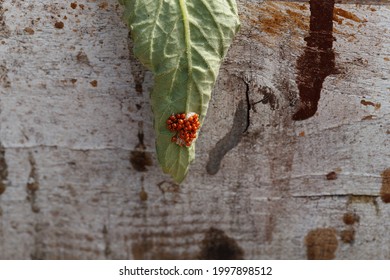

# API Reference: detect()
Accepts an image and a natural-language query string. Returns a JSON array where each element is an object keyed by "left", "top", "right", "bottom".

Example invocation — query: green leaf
[{"left": 122, "top": 0, "right": 240, "bottom": 182}]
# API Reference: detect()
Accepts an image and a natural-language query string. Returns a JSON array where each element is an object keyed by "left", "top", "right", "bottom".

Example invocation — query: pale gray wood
[{"left": 0, "top": 0, "right": 389, "bottom": 259}]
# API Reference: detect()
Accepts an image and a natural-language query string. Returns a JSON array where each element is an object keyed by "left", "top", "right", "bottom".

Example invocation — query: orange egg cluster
[{"left": 166, "top": 113, "right": 201, "bottom": 147}]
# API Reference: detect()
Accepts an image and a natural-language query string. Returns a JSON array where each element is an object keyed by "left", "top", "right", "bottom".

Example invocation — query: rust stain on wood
[
  {"left": 27, "top": 154, "right": 39, "bottom": 192},
  {"left": 26, "top": 152, "right": 40, "bottom": 213},
  {"left": 130, "top": 149, "right": 152, "bottom": 172},
  {"left": 130, "top": 123, "right": 152, "bottom": 172},
  {"left": 341, "top": 212, "right": 359, "bottom": 244},
  {"left": 326, "top": 171, "right": 338, "bottom": 180},
  {"left": 250, "top": 2, "right": 309, "bottom": 38},
  {"left": 137, "top": 176, "right": 148, "bottom": 202},
  {"left": 0, "top": 1, "right": 10, "bottom": 39},
  {"left": 198, "top": 227, "right": 244, "bottom": 260},
  {"left": 24, "top": 27, "right": 35, "bottom": 35},
  {"left": 0, "top": 63, "right": 10, "bottom": 88},
  {"left": 76, "top": 50, "right": 90, "bottom": 65},
  {"left": 334, "top": 7, "right": 364, "bottom": 22},
  {"left": 98, "top": 2, "right": 109, "bottom": 10},
  {"left": 293, "top": 0, "right": 335, "bottom": 121},
  {"left": 347, "top": 195, "right": 379, "bottom": 214},
  {"left": 340, "top": 228, "right": 355, "bottom": 244},
  {"left": 90, "top": 80, "right": 98, "bottom": 87},
  {"left": 361, "top": 99, "right": 381, "bottom": 109},
  {"left": 361, "top": 115, "right": 376, "bottom": 121},
  {"left": 54, "top": 21, "right": 64, "bottom": 29},
  {"left": 343, "top": 212, "right": 360, "bottom": 225},
  {"left": 130, "top": 231, "right": 194, "bottom": 260},
  {"left": 380, "top": 168, "right": 390, "bottom": 203},
  {"left": 128, "top": 31, "right": 146, "bottom": 95},
  {"left": 333, "top": 14, "right": 344, "bottom": 25},
  {"left": 305, "top": 228, "right": 338, "bottom": 260},
  {"left": 139, "top": 188, "right": 148, "bottom": 201}
]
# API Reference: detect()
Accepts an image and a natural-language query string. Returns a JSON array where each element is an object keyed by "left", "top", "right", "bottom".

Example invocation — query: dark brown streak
[
  {"left": 292, "top": 0, "right": 336, "bottom": 121},
  {"left": 128, "top": 31, "right": 146, "bottom": 95},
  {"left": 244, "top": 79, "right": 251, "bottom": 133},
  {"left": 130, "top": 122, "right": 152, "bottom": 172},
  {"left": 0, "top": 143, "right": 7, "bottom": 196}
]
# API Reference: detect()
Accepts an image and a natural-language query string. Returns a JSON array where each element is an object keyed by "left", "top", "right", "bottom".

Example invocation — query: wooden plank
[{"left": 0, "top": 0, "right": 388, "bottom": 260}]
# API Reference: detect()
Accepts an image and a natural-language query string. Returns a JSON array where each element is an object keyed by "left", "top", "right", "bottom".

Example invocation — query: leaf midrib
[{"left": 179, "top": 0, "right": 192, "bottom": 114}]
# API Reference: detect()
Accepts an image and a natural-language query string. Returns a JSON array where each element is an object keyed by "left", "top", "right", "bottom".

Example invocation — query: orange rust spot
[
  {"left": 334, "top": 8, "right": 363, "bottom": 23},
  {"left": 90, "top": 80, "right": 98, "bottom": 87},
  {"left": 284, "top": 2, "right": 308, "bottom": 10},
  {"left": 248, "top": 2, "right": 309, "bottom": 37},
  {"left": 380, "top": 168, "right": 390, "bottom": 203},
  {"left": 361, "top": 115, "right": 376, "bottom": 121},
  {"left": 54, "top": 21, "right": 64, "bottom": 29},
  {"left": 305, "top": 228, "right": 338, "bottom": 260},
  {"left": 299, "top": 131, "right": 305, "bottom": 137},
  {"left": 24, "top": 27, "right": 35, "bottom": 35},
  {"left": 70, "top": 2, "right": 77, "bottom": 9},
  {"left": 333, "top": 14, "right": 343, "bottom": 24},
  {"left": 347, "top": 195, "right": 379, "bottom": 215},
  {"left": 326, "top": 171, "right": 337, "bottom": 180},
  {"left": 27, "top": 179, "right": 39, "bottom": 192},
  {"left": 139, "top": 189, "right": 148, "bottom": 201},
  {"left": 99, "top": 2, "right": 108, "bottom": 9},
  {"left": 347, "top": 34, "right": 357, "bottom": 42},
  {"left": 343, "top": 212, "right": 360, "bottom": 225},
  {"left": 361, "top": 99, "right": 380, "bottom": 109},
  {"left": 384, "top": 57, "right": 390, "bottom": 62},
  {"left": 340, "top": 229, "right": 355, "bottom": 244}
]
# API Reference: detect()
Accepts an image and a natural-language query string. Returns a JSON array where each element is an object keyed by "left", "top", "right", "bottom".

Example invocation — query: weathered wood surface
[{"left": 0, "top": 0, "right": 389, "bottom": 259}]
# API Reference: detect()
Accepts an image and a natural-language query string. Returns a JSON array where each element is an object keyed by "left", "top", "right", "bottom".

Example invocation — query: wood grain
[{"left": 0, "top": 0, "right": 389, "bottom": 259}]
